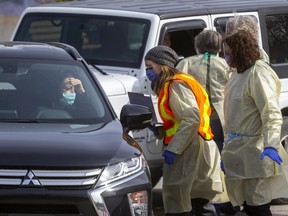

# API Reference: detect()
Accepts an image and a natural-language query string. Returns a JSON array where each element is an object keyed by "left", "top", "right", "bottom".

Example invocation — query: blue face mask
[
  {"left": 62, "top": 92, "right": 76, "bottom": 105},
  {"left": 224, "top": 54, "right": 232, "bottom": 66},
  {"left": 146, "top": 68, "right": 158, "bottom": 82}
]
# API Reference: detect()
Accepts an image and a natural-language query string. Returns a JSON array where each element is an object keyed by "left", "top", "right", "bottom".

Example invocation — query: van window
[
  {"left": 14, "top": 13, "right": 150, "bottom": 68},
  {"left": 160, "top": 20, "right": 206, "bottom": 58},
  {"left": 167, "top": 29, "right": 203, "bottom": 57},
  {"left": 214, "top": 17, "right": 232, "bottom": 35},
  {"left": 266, "top": 14, "right": 288, "bottom": 64}
]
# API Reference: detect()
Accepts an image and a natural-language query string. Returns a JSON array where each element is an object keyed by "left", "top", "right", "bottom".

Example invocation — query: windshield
[
  {"left": 14, "top": 13, "right": 150, "bottom": 68},
  {"left": 0, "top": 59, "right": 113, "bottom": 124}
]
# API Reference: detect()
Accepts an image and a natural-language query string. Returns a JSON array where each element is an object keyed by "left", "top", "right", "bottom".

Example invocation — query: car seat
[{"left": 16, "top": 68, "right": 60, "bottom": 118}]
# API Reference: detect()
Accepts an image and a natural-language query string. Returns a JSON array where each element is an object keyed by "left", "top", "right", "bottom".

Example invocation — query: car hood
[
  {"left": 0, "top": 120, "right": 140, "bottom": 169},
  {"left": 92, "top": 68, "right": 141, "bottom": 96}
]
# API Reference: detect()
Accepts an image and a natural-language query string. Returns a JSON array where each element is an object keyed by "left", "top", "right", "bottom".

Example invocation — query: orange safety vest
[{"left": 158, "top": 73, "right": 213, "bottom": 145}]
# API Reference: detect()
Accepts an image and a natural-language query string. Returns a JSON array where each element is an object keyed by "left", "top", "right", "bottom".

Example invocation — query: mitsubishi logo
[{"left": 21, "top": 170, "right": 41, "bottom": 186}]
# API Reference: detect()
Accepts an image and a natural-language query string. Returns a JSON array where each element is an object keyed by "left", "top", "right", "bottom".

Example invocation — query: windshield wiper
[
  {"left": 86, "top": 59, "right": 107, "bottom": 75},
  {"left": 0, "top": 119, "right": 42, "bottom": 123}
]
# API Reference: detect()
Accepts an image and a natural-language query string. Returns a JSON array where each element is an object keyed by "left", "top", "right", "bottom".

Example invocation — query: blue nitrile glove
[
  {"left": 162, "top": 150, "right": 176, "bottom": 165},
  {"left": 147, "top": 124, "right": 159, "bottom": 136},
  {"left": 260, "top": 147, "right": 283, "bottom": 165}
]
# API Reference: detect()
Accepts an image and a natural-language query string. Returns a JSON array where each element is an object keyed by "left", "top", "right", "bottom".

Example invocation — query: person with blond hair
[{"left": 226, "top": 15, "right": 270, "bottom": 63}]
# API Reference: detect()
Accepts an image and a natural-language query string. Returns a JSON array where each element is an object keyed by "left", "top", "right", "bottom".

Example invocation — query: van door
[{"left": 158, "top": 16, "right": 210, "bottom": 58}]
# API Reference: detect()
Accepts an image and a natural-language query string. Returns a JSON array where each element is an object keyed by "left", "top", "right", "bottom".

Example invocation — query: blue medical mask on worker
[
  {"left": 62, "top": 92, "right": 76, "bottom": 105},
  {"left": 146, "top": 67, "right": 158, "bottom": 82}
]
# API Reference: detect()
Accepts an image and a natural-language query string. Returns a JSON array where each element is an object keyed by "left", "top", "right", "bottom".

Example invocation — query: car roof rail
[{"left": 47, "top": 42, "right": 82, "bottom": 61}]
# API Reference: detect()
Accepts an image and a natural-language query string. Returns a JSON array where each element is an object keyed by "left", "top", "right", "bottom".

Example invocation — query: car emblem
[{"left": 21, "top": 170, "right": 41, "bottom": 186}]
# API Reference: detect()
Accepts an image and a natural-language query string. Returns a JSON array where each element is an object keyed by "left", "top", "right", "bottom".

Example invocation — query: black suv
[{"left": 0, "top": 41, "right": 153, "bottom": 215}]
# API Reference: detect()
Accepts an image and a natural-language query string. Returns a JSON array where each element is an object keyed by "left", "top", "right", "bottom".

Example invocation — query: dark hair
[
  {"left": 194, "top": 30, "right": 222, "bottom": 54},
  {"left": 222, "top": 30, "right": 260, "bottom": 73}
]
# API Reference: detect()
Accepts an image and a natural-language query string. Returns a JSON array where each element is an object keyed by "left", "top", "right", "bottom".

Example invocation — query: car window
[
  {"left": 0, "top": 59, "right": 113, "bottom": 124},
  {"left": 265, "top": 14, "right": 288, "bottom": 64},
  {"left": 14, "top": 13, "right": 150, "bottom": 68}
]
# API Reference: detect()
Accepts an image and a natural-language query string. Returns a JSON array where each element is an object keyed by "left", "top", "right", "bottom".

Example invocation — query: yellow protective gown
[
  {"left": 222, "top": 60, "right": 288, "bottom": 206},
  {"left": 162, "top": 80, "right": 223, "bottom": 213},
  {"left": 260, "top": 48, "right": 270, "bottom": 64},
  {"left": 176, "top": 54, "right": 230, "bottom": 125}
]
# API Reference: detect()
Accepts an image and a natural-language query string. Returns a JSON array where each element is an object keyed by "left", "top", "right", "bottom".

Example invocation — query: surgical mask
[
  {"left": 224, "top": 54, "right": 232, "bottom": 66},
  {"left": 62, "top": 92, "right": 76, "bottom": 105},
  {"left": 146, "top": 68, "right": 158, "bottom": 82}
]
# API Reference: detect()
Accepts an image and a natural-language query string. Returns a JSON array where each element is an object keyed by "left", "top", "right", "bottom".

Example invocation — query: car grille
[
  {"left": 0, "top": 204, "right": 80, "bottom": 215},
  {"left": 0, "top": 168, "right": 103, "bottom": 189}
]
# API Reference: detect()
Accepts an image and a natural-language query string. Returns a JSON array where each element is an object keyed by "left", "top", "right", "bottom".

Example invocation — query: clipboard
[{"left": 128, "top": 92, "right": 162, "bottom": 125}]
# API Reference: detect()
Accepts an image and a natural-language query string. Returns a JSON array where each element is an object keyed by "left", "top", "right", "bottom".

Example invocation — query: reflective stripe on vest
[{"left": 158, "top": 73, "right": 213, "bottom": 145}]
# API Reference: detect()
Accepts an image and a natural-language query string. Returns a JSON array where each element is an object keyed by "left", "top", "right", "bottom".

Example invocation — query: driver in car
[
  {"left": 58, "top": 75, "right": 89, "bottom": 117},
  {"left": 60, "top": 76, "right": 85, "bottom": 106}
]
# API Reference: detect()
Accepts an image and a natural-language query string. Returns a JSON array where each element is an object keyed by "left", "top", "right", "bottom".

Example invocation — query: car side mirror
[{"left": 120, "top": 104, "right": 152, "bottom": 133}]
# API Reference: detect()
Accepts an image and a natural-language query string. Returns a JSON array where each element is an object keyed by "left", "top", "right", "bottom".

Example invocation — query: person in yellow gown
[{"left": 222, "top": 30, "right": 288, "bottom": 216}]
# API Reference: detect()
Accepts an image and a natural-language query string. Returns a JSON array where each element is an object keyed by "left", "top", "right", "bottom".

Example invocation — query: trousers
[
  {"left": 243, "top": 202, "right": 272, "bottom": 216},
  {"left": 165, "top": 198, "right": 217, "bottom": 216}
]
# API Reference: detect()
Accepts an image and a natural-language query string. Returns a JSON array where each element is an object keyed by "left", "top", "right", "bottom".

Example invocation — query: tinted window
[
  {"left": 160, "top": 20, "right": 207, "bottom": 58},
  {"left": 0, "top": 59, "right": 113, "bottom": 124},
  {"left": 214, "top": 16, "right": 233, "bottom": 35},
  {"left": 164, "top": 28, "right": 204, "bottom": 57},
  {"left": 266, "top": 14, "right": 288, "bottom": 64},
  {"left": 14, "top": 13, "right": 150, "bottom": 68}
]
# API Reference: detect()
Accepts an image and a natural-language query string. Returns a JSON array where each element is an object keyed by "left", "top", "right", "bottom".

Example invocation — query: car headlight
[{"left": 97, "top": 154, "right": 145, "bottom": 187}]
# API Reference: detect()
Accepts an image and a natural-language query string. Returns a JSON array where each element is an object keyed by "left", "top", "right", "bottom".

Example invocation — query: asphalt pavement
[{"left": 152, "top": 177, "right": 288, "bottom": 216}]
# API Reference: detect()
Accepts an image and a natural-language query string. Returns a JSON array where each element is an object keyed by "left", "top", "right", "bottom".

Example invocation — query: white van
[{"left": 11, "top": 0, "right": 288, "bottom": 186}]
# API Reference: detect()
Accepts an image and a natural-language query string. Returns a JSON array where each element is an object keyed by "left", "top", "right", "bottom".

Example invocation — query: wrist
[{"left": 264, "top": 147, "right": 277, "bottom": 151}]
